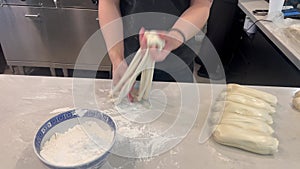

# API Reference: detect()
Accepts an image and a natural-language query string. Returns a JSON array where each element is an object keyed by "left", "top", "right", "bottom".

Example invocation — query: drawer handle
[
  {"left": 25, "top": 14, "right": 40, "bottom": 18},
  {"left": 96, "top": 17, "right": 99, "bottom": 21}
]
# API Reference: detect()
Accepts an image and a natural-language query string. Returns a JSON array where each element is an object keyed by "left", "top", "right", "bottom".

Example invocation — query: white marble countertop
[
  {"left": 0, "top": 75, "right": 299, "bottom": 169},
  {"left": 238, "top": 0, "right": 300, "bottom": 69}
]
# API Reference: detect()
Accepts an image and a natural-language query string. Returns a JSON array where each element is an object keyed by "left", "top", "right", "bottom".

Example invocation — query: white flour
[
  {"left": 101, "top": 106, "right": 181, "bottom": 159},
  {"left": 102, "top": 107, "right": 160, "bottom": 138},
  {"left": 40, "top": 121, "right": 114, "bottom": 167},
  {"left": 49, "top": 107, "right": 74, "bottom": 114}
]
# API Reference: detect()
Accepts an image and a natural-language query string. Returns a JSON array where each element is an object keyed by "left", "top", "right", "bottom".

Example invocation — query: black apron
[{"left": 120, "top": 0, "right": 197, "bottom": 82}]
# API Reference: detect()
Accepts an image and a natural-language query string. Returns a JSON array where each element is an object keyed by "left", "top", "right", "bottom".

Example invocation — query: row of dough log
[
  {"left": 227, "top": 84, "right": 278, "bottom": 106},
  {"left": 213, "top": 84, "right": 279, "bottom": 155}
]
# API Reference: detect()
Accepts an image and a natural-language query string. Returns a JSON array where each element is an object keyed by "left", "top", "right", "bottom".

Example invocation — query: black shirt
[{"left": 119, "top": 0, "right": 198, "bottom": 82}]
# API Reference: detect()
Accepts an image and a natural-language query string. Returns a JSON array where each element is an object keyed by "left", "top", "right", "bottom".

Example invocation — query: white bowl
[{"left": 33, "top": 109, "right": 116, "bottom": 169}]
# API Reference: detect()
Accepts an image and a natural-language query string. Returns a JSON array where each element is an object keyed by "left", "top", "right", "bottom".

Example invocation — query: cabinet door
[
  {"left": 1, "top": 0, "right": 55, "bottom": 7},
  {"left": 0, "top": 6, "right": 110, "bottom": 70},
  {"left": 58, "top": 0, "right": 97, "bottom": 9},
  {"left": 42, "top": 8, "right": 105, "bottom": 65},
  {"left": 0, "top": 6, "right": 51, "bottom": 63}
]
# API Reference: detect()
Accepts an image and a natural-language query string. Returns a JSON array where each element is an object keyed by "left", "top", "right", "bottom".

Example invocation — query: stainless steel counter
[{"left": 0, "top": 75, "right": 299, "bottom": 169}]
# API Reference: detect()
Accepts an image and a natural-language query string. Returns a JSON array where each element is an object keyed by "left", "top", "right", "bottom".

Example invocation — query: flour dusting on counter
[
  {"left": 49, "top": 107, "right": 74, "bottom": 114},
  {"left": 101, "top": 105, "right": 182, "bottom": 159},
  {"left": 40, "top": 121, "right": 114, "bottom": 166}
]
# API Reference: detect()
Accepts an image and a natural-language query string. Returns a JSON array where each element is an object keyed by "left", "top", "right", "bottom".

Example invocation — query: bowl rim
[{"left": 33, "top": 109, "right": 117, "bottom": 168}]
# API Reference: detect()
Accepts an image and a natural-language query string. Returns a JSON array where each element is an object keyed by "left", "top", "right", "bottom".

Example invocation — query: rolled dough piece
[
  {"left": 227, "top": 84, "right": 278, "bottom": 106},
  {"left": 294, "top": 90, "right": 300, "bottom": 98},
  {"left": 225, "top": 93, "right": 276, "bottom": 113},
  {"left": 293, "top": 96, "right": 300, "bottom": 111},
  {"left": 220, "top": 119, "right": 274, "bottom": 134},
  {"left": 213, "top": 124, "right": 279, "bottom": 155},
  {"left": 214, "top": 101, "right": 274, "bottom": 115},
  {"left": 222, "top": 110, "right": 273, "bottom": 125},
  {"left": 213, "top": 101, "right": 273, "bottom": 124}
]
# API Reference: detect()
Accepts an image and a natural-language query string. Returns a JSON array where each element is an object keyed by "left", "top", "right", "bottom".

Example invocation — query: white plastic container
[
  {"left": 268, "top": 0, "right": 285, "bottom": 20},
  {"left": 243, "top": 16, "right": 257, "bottom": 34}
]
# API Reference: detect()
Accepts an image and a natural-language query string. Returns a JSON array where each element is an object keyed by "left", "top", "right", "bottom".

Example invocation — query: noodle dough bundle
[{"left": 112, "top": 31, "right": 165, "bottom": 104}]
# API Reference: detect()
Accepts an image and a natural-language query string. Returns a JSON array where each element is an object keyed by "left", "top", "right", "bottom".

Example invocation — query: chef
[{"left": 98, "top": 0, "right": 212, "bottom": 84}]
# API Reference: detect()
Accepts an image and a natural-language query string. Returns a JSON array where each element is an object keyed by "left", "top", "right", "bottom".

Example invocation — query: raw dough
[
  {"left": 221, "top": 110, "right": 273, "bottom": 125},
  {"left": 214, "top": 101, "right": 274, "bottom": 116},
  {"left": 111, "top": 31, "right": 165, "bottom": 104},
  {"left": 293, "top": 97, "right": 300, "bottom": 111},
  {"left": 220, "top": 119, "right": 274, "bottom": 134},
  {"left": 223, "top": 93, "right": 276, "bottom": 113},
  {"left": 294, "top": 90, "right": 300, "bottom": 98},
  {"left": 293, "top": 91, "right": 300, "bottom": 111},
  {"left": 227, "top": 84, "right": 278, "bottom": 106},
  {"left": 213, "top": 124, "right": 279, "bottom": 155},
  {"left": 212, "top": 84, "right": 279, "bottom": 155}
]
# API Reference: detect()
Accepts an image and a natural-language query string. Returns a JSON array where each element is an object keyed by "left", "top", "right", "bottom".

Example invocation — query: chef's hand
[
  {"left": 111, "top": 58, "right": 128, "bottom": 86},
  {"left": 139, "top": 27, "right": 184, "bottom": 62}
]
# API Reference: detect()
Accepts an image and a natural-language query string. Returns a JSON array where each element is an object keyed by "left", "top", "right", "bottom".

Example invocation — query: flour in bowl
[{"left": 40, "top": 121, "right": 114, "bottom": 166}]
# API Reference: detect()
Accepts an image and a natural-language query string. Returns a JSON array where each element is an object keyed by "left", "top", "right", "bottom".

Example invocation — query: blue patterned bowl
[{"left": 33, "top": 109, "right": 116, "bottom": 169}]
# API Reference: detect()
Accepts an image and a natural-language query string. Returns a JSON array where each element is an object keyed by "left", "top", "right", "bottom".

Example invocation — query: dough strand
[{"left": 112, "top": 31, "right": 165, "bottom": 104}]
